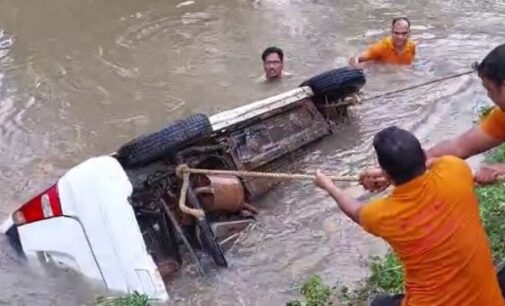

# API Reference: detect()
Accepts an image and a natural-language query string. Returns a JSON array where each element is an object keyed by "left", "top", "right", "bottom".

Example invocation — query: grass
[
  {"left": 93, "top": 292, "right": 150, "bottom": 306},
  {"left": 286, "top": 253, "right": 405, "bottom": 306},
  {"left": 286, "top": 275, "right": 336, "bottom": 306},
  {"left": 288, "top": 105, "right": 505, "bottom": 305},
  {"left": 334, "top": 253, "right": 404, "bottom": 305},
  {"left": 475, "top": 103, "right": 505, "bottom": 262}
]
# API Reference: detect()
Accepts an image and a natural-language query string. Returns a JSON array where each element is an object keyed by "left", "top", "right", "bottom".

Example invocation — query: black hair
[
  {"left": 473, "top": 43, "right": 505, "bottom": 85},
  {"left": 262, "top": 46, "right": 284, "bottom": 62},
  {"left": 373, "top": 126, "right": 426, "bottom": 185},
  {"left": 392, "top": 17, "right": 411, "bottom": 28}
]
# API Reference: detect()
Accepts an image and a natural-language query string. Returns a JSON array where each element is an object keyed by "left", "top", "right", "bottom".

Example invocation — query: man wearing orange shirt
[
  {"left": 425, "top": 43, "right": 505, "bottom": 183},
  {"left": 315, "top": 126, "right": 505, "bottom": 306},
  {"left": 360, "top": 44, "right": 505, "bottom": 187},
  {"left": 349, "top": 17, "right": 416, "bottom": 67}
]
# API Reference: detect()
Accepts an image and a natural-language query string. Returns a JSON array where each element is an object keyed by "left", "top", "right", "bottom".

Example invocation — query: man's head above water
[
  {"left": 391, "top": 17, "right": 411, "bottom": 50},
  {"left": 347, "top": 16, "right": 414, "bottom": 67},
  {"left": 373, "top": 126, "right": 427, "bottom": 185},
  {"left": 474, "top": 43, "right": 505, "bottom": 111},
  {"left": 262, "top": 46, "right": 284, "bottom": 81}
]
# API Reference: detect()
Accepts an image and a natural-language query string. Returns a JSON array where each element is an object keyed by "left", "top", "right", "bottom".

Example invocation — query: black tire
[
  {"left": 116, "top": 113, "right": 212, "bottom": 168},
  {"left": 300, "top": 67, "right": 366, "bottom": 102}
]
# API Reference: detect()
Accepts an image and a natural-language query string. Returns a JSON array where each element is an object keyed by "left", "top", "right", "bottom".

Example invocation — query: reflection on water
[{"left": 0, "top": 0, "right": 504, "bottom": 304}]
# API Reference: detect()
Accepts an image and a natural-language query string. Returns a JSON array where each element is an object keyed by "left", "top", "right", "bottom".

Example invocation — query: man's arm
[
  {"left": 315, "top": 170, "right": 364, "bottom": 224},
  {"left": 360, "top": 127, "right": 504, "bottom": 191},
  {"left": 349, "top": 40, "right": 386, "bottom": 67},
  {"left": 426, "top": 126, "right": 502, "bottom": 159},
  {"left": 350, "top": 53, "right": 369, "bottom": 64},
  {"left": 349, "top": 52, "right": 372, "bottom": 68},
  {"left": 325, "top": 185, "right": 364, "bottom": 223},
  {"left": 427, "top": 126, "right": 505, "bottom": 184}
]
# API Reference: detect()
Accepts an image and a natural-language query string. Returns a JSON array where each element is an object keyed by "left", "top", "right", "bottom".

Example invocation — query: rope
[
  {"left": 176, "top": 164, "right": 357, "bottom": 182},
  {"left": 178, "top": 171, "right": 205, "bottom": 218},
  {"left": 318, "top": 70, "right": 474, "bottom": 109},
  {"left": 176, "top": 164, "right": 358, "bottom": 218},
  {"left": 175, "top": 70, "right": 476, "bottom": 218},
  {"left": 361, "top": 70, "right": 474, "bottom": 102}
]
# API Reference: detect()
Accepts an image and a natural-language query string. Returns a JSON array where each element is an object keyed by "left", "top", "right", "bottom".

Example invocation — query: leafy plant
[
  {"left": 368, "top": 252, "right": 404, "bottom": 294},
  {"left": 477, "top": 183, "right": 505, "bottom": 261},
  {"left": 476, "top": 143, "right": 505, "bottom": 261},
  {"left": 335, "top": 252, "right": 403, "bottom": 305},
  {"left": 286, "top": 275, "right": 336, "bottom": 306},
  {"left": 483, "top": 143, "right": 505, "bottom": 164},
  {"left": 94, "top": 292, "right": 150, "bottom": 306}
]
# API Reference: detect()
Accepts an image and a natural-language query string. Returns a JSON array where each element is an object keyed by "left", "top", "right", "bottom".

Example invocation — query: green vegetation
[
  {"left": 286, "top": 253, "right": 405, "bottom": 306},
  {"left": 476, "top": 103, "right": 505, "bottom": 261},
  {"left": 286, "top": 275, "right": 336, "bottom": 306},
  {"left": 334, "top": 252, "right": 403, "bottom": 305},
  {"left": 94, "top": 292, "right": 150, "bottom": 306}
]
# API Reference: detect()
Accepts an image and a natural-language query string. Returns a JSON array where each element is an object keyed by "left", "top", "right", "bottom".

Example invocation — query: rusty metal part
[
  {"left": 160, "top": 197, "right": 205, "bottom": 275},
  {"left": 196, "top": 219, "right": 255, "bottom": 252},
  {"left": 176, "top": 144, "right": 227, "bottom": 160},
  {"left": 157, "top": 258, "right": 180, "bottom": 281},
  {"left": 193, "top": 174, "right": 258, "bottom": 214},
  {"left": 218, "top": 100, "right": 330, "bottom": 198},
  {"left": 185, "top": 186, "right": 228, "bottom": 267},
  {"left": 211, "top": 219, "right": 254, "bottom": 239},
  {"left": 316, "top": 93, "right": 361, "bottom": 121}
]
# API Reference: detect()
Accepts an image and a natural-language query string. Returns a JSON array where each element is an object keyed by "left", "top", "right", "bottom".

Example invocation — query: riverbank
[{"left": 287, "top": 106, "right": 505, "bottom": 306}]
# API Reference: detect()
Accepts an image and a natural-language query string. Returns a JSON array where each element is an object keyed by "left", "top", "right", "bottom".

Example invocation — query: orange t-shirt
[
  {"left": 363, "top": 36, "right": 416, "bottom": 65},
  {"left": 360, "top": 156, "right": 504, "bottom": 306},
  {"left": 479, "top": 106, "right": 505, "bottom": 140}
]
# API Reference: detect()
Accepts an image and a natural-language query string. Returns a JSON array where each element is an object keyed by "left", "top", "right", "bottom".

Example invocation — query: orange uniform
[
  {"left": 480, "top": 106, "right": 505, "bottom": 139},
  {"left": 363, "top": 36, "right": 416, "bottom": 65},
  {"left": 360, "top": 156, "right": 505, "bottom": 306}
]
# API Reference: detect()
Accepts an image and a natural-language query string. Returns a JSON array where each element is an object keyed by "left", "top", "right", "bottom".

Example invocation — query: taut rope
[
  {"left": 175, "top": 164, "right": 358, "bottom": 218},
  {"left": 361, "top": 70, "right": 474, "bottom": 102}
]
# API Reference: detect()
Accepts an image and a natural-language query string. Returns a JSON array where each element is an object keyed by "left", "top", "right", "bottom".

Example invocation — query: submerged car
[{"left": 1, "top": 67, "right": 366, "bottom": 302}]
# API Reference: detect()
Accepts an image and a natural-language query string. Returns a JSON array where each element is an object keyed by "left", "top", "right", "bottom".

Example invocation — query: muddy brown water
[{"left": 0, "top": 0, "right": 504, "bottom": 305}]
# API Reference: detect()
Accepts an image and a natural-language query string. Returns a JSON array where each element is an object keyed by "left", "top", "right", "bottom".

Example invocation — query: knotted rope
[{"left": 175, "top": 164, "right": 359, "bottom": 218}]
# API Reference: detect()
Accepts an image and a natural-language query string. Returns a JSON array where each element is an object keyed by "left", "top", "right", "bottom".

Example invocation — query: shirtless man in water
[{"left": 349, "top": 17, "right": 416, "bottom": 67}]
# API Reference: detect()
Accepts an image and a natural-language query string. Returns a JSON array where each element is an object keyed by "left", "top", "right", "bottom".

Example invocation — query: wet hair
[
  {"left": 392, "top": 17, "right": 411, "bottom": 28},
  {"left": 262, "top": 46, "right": 284, "bottom": 62},
  {"left": 473, "top": 43, "right": 505, "bottom": 85},
  {"left": 373, "top": 126, "right": 426, "bottom": 185}
]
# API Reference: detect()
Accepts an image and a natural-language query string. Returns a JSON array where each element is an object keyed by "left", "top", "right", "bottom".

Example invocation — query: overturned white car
[{"left": 1, "top": 67, "right": 366, "bottom": 302}]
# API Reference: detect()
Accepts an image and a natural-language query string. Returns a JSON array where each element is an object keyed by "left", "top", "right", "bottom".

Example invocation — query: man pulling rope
[
  {"left": 315, "top": 126, "right": 505, "bottom": 306},
  {"left": 177, "top": 125, "right": 505, "bottom": 306}
]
